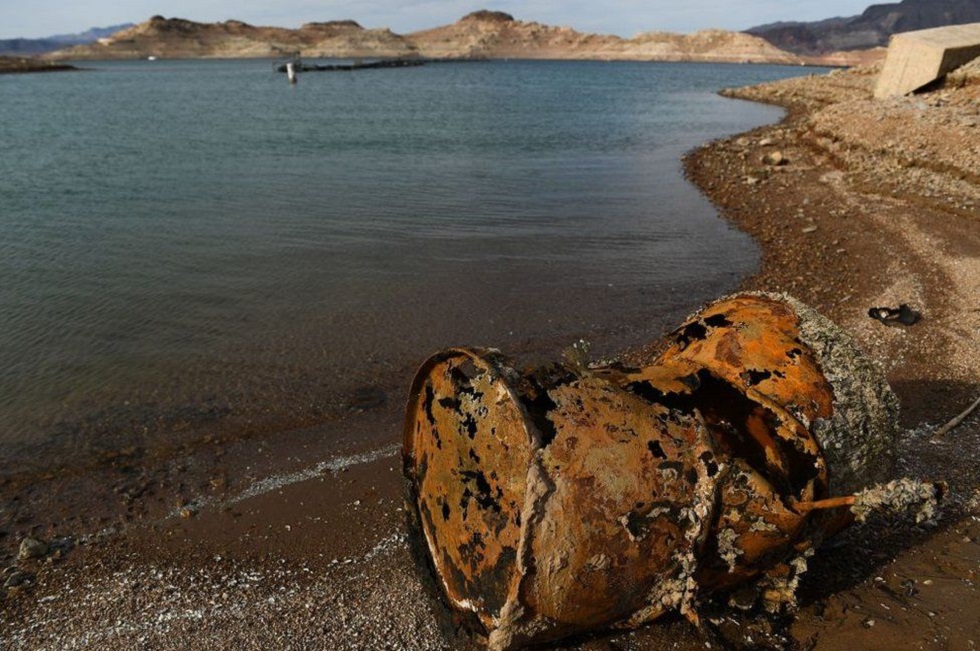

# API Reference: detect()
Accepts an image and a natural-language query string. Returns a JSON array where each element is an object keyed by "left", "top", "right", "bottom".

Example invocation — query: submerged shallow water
[{"left": 0, "top": 59, "right": 821, "bottom": 471}]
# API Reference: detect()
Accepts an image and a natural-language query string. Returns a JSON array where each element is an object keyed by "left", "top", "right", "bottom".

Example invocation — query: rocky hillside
[
  {"left": 51, "top": 11, "right": 802, "bottom": 64},
  {"left": 624, "top": 29, "right": 801, "bottom": 63},
  {"left": 749, "top": 0, "right": 980, "bottom": 55},
  {"left": 409, "top": 11, "right": 801, "bottom": 63},
  {"left": 405, "top": 10, "right": 624, "bottom": 59},
  {"left": 52, "top": 16, "right": 416, "bottom": 59}
]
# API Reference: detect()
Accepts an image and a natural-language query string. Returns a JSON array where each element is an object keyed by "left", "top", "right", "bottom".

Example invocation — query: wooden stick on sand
[{"left": 932, "top": 394, "right": 980, "bottom": 439}]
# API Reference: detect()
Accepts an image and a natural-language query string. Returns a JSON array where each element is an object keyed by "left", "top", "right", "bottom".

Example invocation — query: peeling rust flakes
[
  {"left": 655, "top": 296, "right": 835, "bottom": 429},
  {"left": 696, "top": 459, "right": 808, "bottom": 592}
]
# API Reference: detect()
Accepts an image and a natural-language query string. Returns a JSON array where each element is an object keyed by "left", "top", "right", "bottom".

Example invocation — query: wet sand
[{"left": 3, "top": 63, "right": 980, "bottom": 649}]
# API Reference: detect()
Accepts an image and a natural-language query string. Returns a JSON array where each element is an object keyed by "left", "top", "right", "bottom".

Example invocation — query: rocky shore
[
  {"left": 2, "top": 63, "right": 979, "bottom": 649},
  {"left": 0, "top": 56, "right": 76, "bottom": 73}
]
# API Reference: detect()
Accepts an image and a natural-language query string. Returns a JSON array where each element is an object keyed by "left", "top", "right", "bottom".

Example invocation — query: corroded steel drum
[{"left": 402, "top": 293, "right": 903, "bottom": 650}]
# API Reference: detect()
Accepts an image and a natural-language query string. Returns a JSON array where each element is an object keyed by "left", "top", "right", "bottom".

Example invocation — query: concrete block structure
[{"left": 874, "top": 22, "right": 980, "bottom": 99}]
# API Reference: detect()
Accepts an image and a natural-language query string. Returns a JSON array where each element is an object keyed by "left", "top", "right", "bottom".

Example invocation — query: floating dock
[{"left": 274, "top": 58, "right": 427, "bottom": 74}]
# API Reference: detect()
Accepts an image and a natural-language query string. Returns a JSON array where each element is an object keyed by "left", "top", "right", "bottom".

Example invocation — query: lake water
[{"left": 0, "top": 59, "right": 819, "bottom": 473}]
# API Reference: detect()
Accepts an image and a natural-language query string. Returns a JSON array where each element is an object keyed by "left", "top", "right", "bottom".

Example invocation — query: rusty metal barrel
[{"left": 402, "top": 293, "right": 902, "bottom": 650}]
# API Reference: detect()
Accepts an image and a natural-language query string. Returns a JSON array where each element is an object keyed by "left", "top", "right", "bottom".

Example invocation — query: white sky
[{"left": 0, "top": 0, "right": 880, "bottom": 40}]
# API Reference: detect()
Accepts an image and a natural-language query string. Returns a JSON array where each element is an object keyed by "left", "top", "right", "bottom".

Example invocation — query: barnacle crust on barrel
[{"left": 402, "top": 293, "right": 937, "bottom": 650}]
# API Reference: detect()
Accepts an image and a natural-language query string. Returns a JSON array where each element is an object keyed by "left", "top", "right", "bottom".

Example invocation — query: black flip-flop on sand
[{"left": 868, "top": 304, "right": 921, "bottom": 326}]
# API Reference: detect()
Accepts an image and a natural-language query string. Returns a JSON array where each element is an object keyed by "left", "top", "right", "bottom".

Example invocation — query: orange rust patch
[
  {"left": 658, "top": 294, "right": 835, "bottom": 428},
  {"left": 601, "top": 295, "right": 834, "bottom": 502},
  {"left": 522, "top": 378, "right": 715, "bottom": 630},
  {"left": 403, "top": 349, "right": 533, "bottom": 627},
  {"left": 697, "top": 459, "right": 809, "bottom": 592}
]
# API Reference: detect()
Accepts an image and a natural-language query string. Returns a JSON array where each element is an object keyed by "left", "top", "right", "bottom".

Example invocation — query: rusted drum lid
[{"left": 403, "top": 348, "right": 535, "bottom": 632}]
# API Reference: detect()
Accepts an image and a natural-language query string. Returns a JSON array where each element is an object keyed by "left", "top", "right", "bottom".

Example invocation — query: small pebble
[{"left": 4, "top": 571, "right": 32, "bottom": 588}]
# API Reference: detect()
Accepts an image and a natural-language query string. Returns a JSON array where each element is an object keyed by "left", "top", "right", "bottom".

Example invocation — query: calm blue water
[{"left": 0, "top": 59, "right": 820, "bottom": 470}]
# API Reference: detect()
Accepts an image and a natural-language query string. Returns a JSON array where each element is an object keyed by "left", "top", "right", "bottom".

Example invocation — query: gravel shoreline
[{"left": 2, "top": 63, "right": 979, "bottom": 650}]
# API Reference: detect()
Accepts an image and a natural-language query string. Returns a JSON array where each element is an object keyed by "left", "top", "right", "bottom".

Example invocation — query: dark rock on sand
[
  {"left": 4, "top": 570, "right": 34, "bottom": 588},
  {"left": 348, "top": 385, "right": 387, "bottom": 411},
  {"left": 18, "top": 537, "right": 48, "bottom": 561}
]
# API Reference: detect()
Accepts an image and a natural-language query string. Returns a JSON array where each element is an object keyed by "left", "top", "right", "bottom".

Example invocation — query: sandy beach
[{"left": 3, "top": 61, "right": 980, "bottom": 650}]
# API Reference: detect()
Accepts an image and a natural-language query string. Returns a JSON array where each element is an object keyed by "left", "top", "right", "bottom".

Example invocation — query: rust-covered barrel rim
[
  {"left": 405, "top": 348, "right": 492, "bottom": 459},
  {"left": 402, "top": 346, "right": 536, "bottom": 461}
]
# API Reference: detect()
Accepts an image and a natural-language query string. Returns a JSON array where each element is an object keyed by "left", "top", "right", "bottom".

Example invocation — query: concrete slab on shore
[{"left": 874, "top": 22, "right": 980, "bottom": 98}]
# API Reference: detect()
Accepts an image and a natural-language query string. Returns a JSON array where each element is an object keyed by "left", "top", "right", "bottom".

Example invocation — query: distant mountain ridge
[
  {"left": 0, "top": 23, "right": 132, "bottom": 55},
  {"left": 51, "top": 16, "right": 417, "bottom": 59},
  {"left": 47, "top": 24, "right": 134, "bottom": 43},
  {"left": 748, "top": 0, "right": 980, "bottom": 54},
  {"left": 47, "top": 11, "right": 802, "bottom": 64}
]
